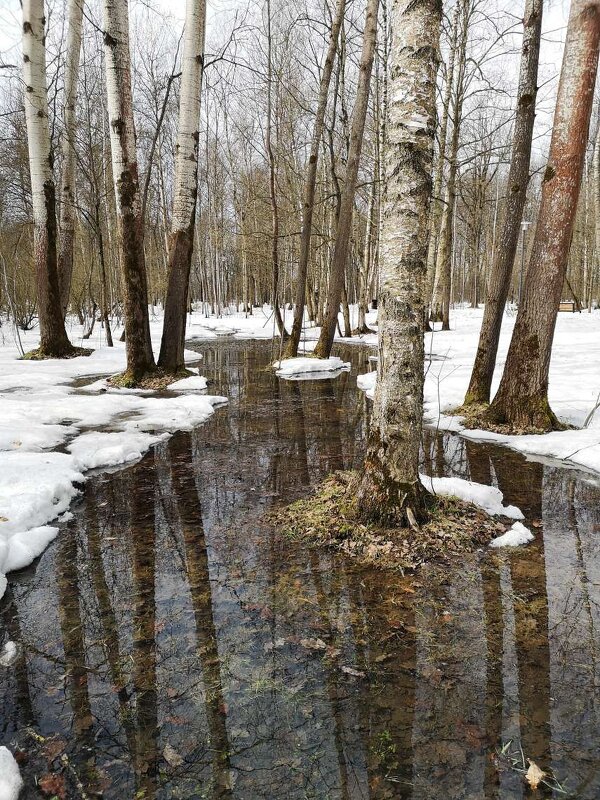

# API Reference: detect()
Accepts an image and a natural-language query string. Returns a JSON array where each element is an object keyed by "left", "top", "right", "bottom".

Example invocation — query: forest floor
[{"left": 0, "top": 304, "right": 598, "bottom": 602}]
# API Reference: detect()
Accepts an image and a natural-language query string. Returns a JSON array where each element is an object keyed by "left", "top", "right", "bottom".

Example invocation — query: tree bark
[
  {"left": 158, "top": 0, "right": 206, "bottom": 372},
  {"left": 265, "top": 0, "right": 287, "bottom": 341},
  {"left": 357, "top": 0, "right": 441, "bottom": 525},
  {"left": 487, "top": 0, "right": 600, "bottom": 430},
  {"left": 284, "top": 0, "right": 346, "bottom": 357},
  {"left": 464, "top": 0, "right": 542, "bottom": 405},
  {"left": 22, "top": 0, "right": 74, "bottom": 357},
  {"left": 103, "top": 0, "right": 155, "bottom": 380},
  {"left": 426, "top": 0, "right": 460, "bottom": 296},
  {"left": 593, "top": 109, "right": 600, "bottom": 303},
  {"left": 429, "top": 0, "right": 469, "bottom": 330},
  {"left": 314, "top": 0, "right": 379, "bottom": 358},
  {"left": 355, "top": 178, "right": 376, "bottom": 334},
  {"left": 57, "top": 0, "right": 84, "bottom": 316}
]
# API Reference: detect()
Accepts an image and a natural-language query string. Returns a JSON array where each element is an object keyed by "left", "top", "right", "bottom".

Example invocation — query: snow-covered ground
[
  {"left": 420, "top": 473, "right": 524, "bottom": 520},
  {"left": 355, "top": 307, "right": 600, "bottom": 476},
  {"left": 0, "top": 314, "right": 226, "bottom": 599},
  {"left": 422, "top": 308, "right": 600, "bottom": 475}
]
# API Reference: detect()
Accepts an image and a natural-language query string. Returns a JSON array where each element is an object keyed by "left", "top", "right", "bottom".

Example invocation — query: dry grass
[
  {"left": 108, "top": 367, "right": 194, "bottom": 390},
  {"left": 270, "top": 471, "right": 511, "bottom": 573},
  {"left": 22, "top": 346, "right": 93, "bottom": 361}
]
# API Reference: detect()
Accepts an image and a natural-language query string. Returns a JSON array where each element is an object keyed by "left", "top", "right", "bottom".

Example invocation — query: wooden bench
[{"left": 558, "top": 300, "right": 577, "bottom": 313}]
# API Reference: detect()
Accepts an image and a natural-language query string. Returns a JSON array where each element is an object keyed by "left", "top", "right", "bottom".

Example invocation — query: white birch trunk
[
  {"left": 357, "top": 0, "right": 441, "bottom": 524},
  {"left": 158, "top": 0, "right": 207, "bottom": 371},
  {"left": 172, "top": 0, "right": 206, "bottom": 234},
  {"left": 58, "top": 0, "right": 84, "bottom": 313},
  {"left": 22, "top": 0, "right": 73, "bottom": 355}
]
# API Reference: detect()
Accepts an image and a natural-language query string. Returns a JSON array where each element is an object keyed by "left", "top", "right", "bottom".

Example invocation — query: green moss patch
[
  {"left": 22, "top": 346, "right": 93, "bottom": 361},
  {"left": 108, "top": 367, "right": 194, "bottom": 390},
  {"left": 452, "top": 402, "right": 570, "bottom": 436}
]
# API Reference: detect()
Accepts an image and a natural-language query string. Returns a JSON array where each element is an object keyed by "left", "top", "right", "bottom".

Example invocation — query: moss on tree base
[
  {"left": 108, "top": 367, "right": 194, "bottom": 390},
  {"left": 269, "top": 471, "right": 513, "bottom": 573},
  {"left": 452, "top": 399, "right": 570, "bottom": 436},
  {"left": 22, "top": 346, "right": 93, "bottom": 361}
]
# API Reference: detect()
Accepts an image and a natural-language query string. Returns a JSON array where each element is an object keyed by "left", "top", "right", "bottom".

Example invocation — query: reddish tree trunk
[
  {"left": 314, "top": 0, "right": 379, "bottom": 358},
  {"left": 465, "top": 0, "right": 543, "bottom": 405},
  {"left": 487, "top": 0, "right": 600, "bottom": 430}
]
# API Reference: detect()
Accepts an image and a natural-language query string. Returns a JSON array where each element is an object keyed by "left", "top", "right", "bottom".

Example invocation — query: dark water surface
[{"left": 2, "top": 339, "right": 600, "bottom": 799}]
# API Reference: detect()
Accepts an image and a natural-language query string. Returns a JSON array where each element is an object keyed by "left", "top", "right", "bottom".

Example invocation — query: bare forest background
[{"left": 0, "top": 0, "right": 591, "bottom": 343}]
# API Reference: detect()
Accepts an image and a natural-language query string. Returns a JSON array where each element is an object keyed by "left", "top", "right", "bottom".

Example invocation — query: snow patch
[
  {"left": 68, "top": 432, "right": 166, "bottom": 470},
  {"left": 0, "top": 641, "right": 18, "bottom": 668},
  {"left": 420, "top": 474, "right": 524, "bottom": 519},
  {"left": 0, "top": 746, "right": 23, "bottom": 800},
  {"left": 490, "top": 521, "right": 534, "bottom": 548},
  {"left": 274, "top": 356, "right": 350, "bottom": 379},
  {"left": 0, "top": 316, "right": 227, "bottom": 600},
  {"left": 356, "top": 371, "right": 376, "bottom": 399},
  {"left": 168, "top": 375, "right": 208, "bottom": 392}
]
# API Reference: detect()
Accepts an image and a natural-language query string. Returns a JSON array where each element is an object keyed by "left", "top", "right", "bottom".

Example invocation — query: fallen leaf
[
  {"left": 341, "top": 666, "right": 365, "bottom": 678},
  {"left": 525, "top": 759, "right": 545, "bottom": 790},
  {"left": 39, "top": 773, "right": 66, "bottom": 799},
  {"left": 163, "top": 743, "right": 184, "bottom": 768},
  {"left": 41, "top": 736, "right": 67, "bottom": 764},
  {"left": 300, "top": 638, "right": 327, "bottom": 651}
]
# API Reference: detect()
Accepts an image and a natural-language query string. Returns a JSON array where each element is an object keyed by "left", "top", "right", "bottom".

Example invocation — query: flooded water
[{"left": 2, "top": 339, "right": 600, "bottom": 799}]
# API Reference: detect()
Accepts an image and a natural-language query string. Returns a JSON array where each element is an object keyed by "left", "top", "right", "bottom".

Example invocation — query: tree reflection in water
[{"left": 0, "top": 340, "right": 600, "bottom": 798}]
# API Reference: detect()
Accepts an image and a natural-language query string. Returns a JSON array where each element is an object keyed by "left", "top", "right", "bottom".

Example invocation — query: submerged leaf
[
  {"left": 163, "top": 743, "right": 184, "bottom": 768},
  {"left": 525, "top": 759, "right": 545, "bottom": 790}
]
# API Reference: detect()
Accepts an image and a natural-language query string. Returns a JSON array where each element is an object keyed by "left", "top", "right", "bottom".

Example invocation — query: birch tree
[
  {"left": 22, "top": 0, "right": 74, "bottom": 357},
  {"left": 356, "top": 0, "right": 441, "bottom": 525},
  {"left": 426, "top": 0, "right": 460, "bottom": 296},
  {"left": 464, "top": 0, "right": 543, "bottom": 406},
  {"left": 487, "top": 0, "right": 600, "bottom": 430},
  {"left": 158, "top": 0, "right": 206, "bottom": 373},
  {"left": 103, "top": 0, "right": 155, "bottom": 381},
  {"left": 265, "top": 0, "right": 287, "bottom": 340},
  {"left": 283, "top": 0, "right": 346, "bottom": 358},
  {"left": 314, "top": 0, "right": 379, "bottom": 359},
  {"left": 57, "top": 0, "right": 85, "bottom": 315},
  {"left": 429, "top": 0, "right": 469, "bottom": 329}
]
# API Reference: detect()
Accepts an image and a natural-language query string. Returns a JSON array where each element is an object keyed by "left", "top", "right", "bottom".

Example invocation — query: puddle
[{"left": 1, "top": 340, "right": 599, "bottom": 798}]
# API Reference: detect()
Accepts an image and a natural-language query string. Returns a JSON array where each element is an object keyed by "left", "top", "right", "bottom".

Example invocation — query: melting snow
[
  {"left": 490, "top": 521, "right": 534, "bottom": 548},
  {"left": 0, "top": 316, "right": 226, "bottom": 599},
  {"left": 0, "top": 747, "right": 22, "bottom": 800},
  {"left": 420, "top": 474, "right": 524, "bottom": 519},
  {"left": 274, "top": 356, "right": 350, "bottom": 379}
]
